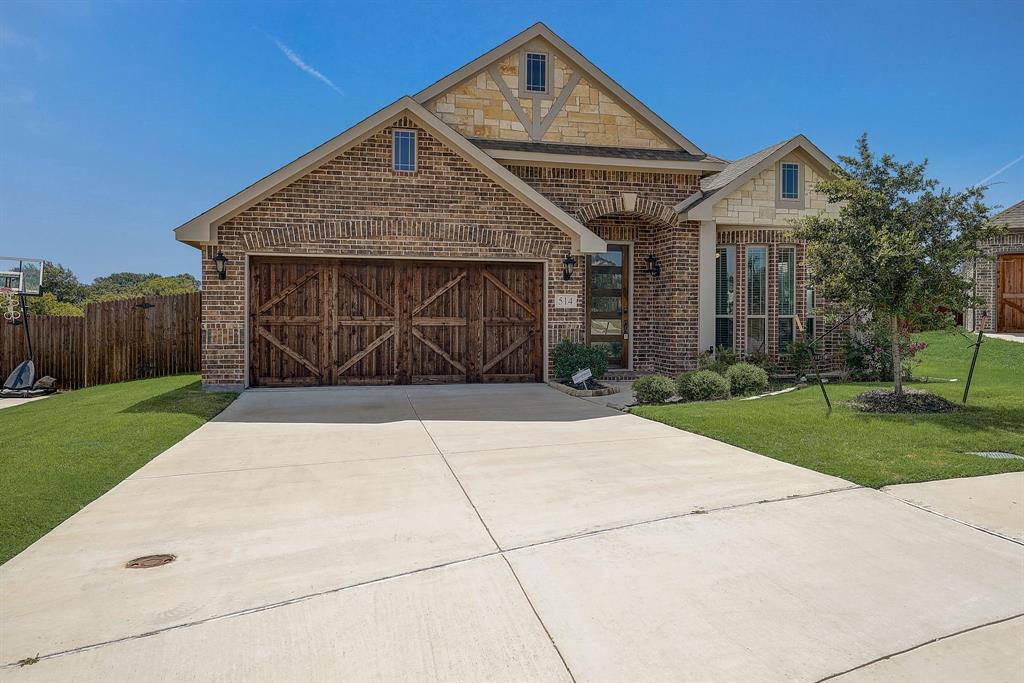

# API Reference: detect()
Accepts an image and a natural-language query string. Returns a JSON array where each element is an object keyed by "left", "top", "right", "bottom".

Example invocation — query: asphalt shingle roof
[
  {"left": 699, "top": 137, "right": 793, "bottom": 193},
  {"left": 467, "top": 138, "right": 718, "bottom": 163},
  {"left": 992, "top": 199, "right": 1024, "bottom": 231}
]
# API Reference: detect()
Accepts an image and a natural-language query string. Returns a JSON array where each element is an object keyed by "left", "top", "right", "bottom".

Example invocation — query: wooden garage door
[
  {"left": 998, "top": 253, "right": 1024, "bottom": 332},
  {"left": 249, "top": 257, "right": 543, "bottom": 386}
]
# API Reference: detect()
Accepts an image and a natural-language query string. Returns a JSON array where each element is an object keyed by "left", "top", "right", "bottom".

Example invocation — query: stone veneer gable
[
  {"left": 712, "top": 153, "right": 839, "bottom": 227},
  {"left": 426, "top": 48, "right": 676, "bottom": 149}
]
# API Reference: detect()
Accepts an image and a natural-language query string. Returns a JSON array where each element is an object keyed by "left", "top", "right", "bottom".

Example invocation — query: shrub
[
  {"left": 696, "top": 345, "right": 739, "bottom": 375},
  {"left": 844, "top": 320, "right": 928, "bottom": 381},
  {"left": 782, "top": 340, "right": 815, "bottom": 379},
  {"left": 677, "top": 369, "right": 730, "bottom": 402},
  {"left": 744, "top": 349, "right": 777, "bottom": 376},
  {"left": 632, "top": 375, "right": 676, "bottom": 404},
  {"left": 552, "top": 339, "right": 609, "bottom": 380},
  {"left": 725, "top": 362, "right": 770, "bottom": 396}
]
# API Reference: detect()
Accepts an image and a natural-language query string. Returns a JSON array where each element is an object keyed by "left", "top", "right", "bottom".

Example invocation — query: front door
[{"left": 587, "top": 244, "right": 630, "bottom": 368}]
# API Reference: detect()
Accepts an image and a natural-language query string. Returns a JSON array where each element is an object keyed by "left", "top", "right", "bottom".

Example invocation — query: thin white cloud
[
  {"left": 272, "top": 37, "right": 344, "bottom": 96},
  {"left": 0, "top": 87, "right": 35, "bottom": 105},
  {"left": 975, "top": 154, "right": 1024, "bottom": 187},
  {"left": 0, "top": 26, "right": 45, "bottom": 59}
]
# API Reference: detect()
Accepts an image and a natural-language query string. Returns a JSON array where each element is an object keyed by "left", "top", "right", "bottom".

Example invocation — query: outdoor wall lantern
[
  {"left": 213, "top": 250, "right": 229, "bottom": 280},
  {"left": 644, "top": 253, "right": 661, "bottom": 277},
  {"left": 562, "top": 254, "right": 577, "bottom": 281}
]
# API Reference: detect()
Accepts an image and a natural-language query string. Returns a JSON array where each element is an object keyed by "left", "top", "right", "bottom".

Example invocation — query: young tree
[
  {"left": 789, "top": 134, "right": 1004, "bottom": 397},
  {"left": 27, "top": 263, "right": 86, "bottom": 315}
]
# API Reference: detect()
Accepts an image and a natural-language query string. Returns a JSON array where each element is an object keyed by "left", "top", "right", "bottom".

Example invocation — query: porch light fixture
[
  {"left": 644, "top": 254, "right": 661, "bottom": 277},
  {"left": 212, "top": 250, "right": 229, "bottom": 280},
  {"left": 562, "top": 254, "right": 577, "bottom": 281}
]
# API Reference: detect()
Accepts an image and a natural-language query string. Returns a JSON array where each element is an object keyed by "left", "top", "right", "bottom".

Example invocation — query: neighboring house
[
  {"left": 966, "top": 199, "right": 1024, "bottom": 333},
  {"left": 175, "top": 23, "right": 843, "bottom": 390}
]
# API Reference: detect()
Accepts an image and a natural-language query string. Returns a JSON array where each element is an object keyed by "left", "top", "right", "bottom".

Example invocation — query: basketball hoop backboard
[{"left": 0, "top": 257, "right": 44, "bottom": 295}]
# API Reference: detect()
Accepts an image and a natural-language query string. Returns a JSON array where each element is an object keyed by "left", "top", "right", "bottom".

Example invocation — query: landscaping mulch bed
[{"left": 846, "top": 388, "right": 960, "bottom": 414}]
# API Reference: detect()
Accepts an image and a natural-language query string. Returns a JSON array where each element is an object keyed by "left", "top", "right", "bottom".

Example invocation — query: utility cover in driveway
[{"left": 249, "top": 257, "right": 544, "bottom": 386}]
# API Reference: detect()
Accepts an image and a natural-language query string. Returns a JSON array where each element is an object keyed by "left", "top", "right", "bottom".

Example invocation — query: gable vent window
[
  {"left": 781, "top": 162, "right": 800, "bottom": 200},
  {"left": 393, "top": 130, "right": 417, "bottom": 172},
  {"left": 525, "top": 52, "right": 547, "bottom": 93}
]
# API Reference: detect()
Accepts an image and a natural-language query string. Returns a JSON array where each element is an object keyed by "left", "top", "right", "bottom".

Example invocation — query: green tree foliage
[
  {"left": 789, "top": 134, "right": 1003, "bottom": 396},
  {"left": 40, "top": 263, "right": 87, "bottom": 303},
  {"left": 28, "top": 293, "right": 85, "bottom": 316},
  {"left": 88, "top": 272, "right": 199, "bottom": 300},
  {"left": 25, "top": 263, "right": 86, "bottom": 315},
  {"left": 20, "top": 265, "right": 199, "bottom": 317}
]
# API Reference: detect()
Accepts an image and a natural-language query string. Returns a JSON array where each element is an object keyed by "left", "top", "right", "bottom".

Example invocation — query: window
[
  {"left": 525, "top": 52, "right": 547, "bottom": 93},
  {"left": 392, "top": 130, "right": 416, "bottom": 172},
  {"left": 746, "top": 246, "right": 767, "bottom": 353},
  {"left": 715, "top": 246, "right": 735, "bottom": 350},
  {"left": 780, "top": 162, "right": 800, "bottom": 200},
  {"left": 805, "top": 287, "right": 817, "bottom": 341},
  {"left": 778, "top": 247, "right": 796, "bottom": 351}
]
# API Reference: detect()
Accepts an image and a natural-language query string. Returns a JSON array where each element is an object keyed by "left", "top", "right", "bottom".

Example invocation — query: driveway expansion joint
[
  {"left": 814, "top": 613, "right": 1024, "bottom": 682},
  {"left": 2, "top": 482, "right": 867, "bottom": 670},
  {"left": 880, "top": 490, "right": 1024, "bottom": 547},
  {"left": 404, "top": 390, "right": 580, "bottom": 683}
]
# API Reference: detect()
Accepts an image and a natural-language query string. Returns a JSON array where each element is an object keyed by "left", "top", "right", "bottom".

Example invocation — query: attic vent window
[
  {"left": 393, "top": 130, "right": 416, "bottom": 172},
  {"left": 525, "top": 52, "right": 547, "bottom": 93},
  {"left": 781, "top": 162, "right": 800, "bottom": 200}
]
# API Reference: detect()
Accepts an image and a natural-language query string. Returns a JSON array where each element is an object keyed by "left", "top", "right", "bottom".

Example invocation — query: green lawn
[
  {"left": 0, "top": 375, "right": 236, "bottom": 564},
  {"left": 632, "top": 331, "right": 1024, "bottom": 488}
]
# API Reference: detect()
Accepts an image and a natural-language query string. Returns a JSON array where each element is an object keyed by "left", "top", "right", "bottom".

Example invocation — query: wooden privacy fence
[{"left": 0, "top": 292, "right": 201, "bottom": 390}]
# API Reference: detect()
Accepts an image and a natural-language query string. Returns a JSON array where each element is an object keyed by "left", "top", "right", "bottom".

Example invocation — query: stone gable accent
[
  {"left": 426, "top": 48, "right": 676, "bottom": 148},
  {"left": 712, "top": 154, "right": 839, "bottom": 227}
]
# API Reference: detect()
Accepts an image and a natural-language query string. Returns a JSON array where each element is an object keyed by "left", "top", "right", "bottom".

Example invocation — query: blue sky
[{"left": 2, "top": 0, "right": 1022, "bottom": 282}]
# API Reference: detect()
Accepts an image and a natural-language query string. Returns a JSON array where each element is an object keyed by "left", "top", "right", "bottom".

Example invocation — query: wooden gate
[
  {"left": 249, "top": 257, "right": 543, "bottom": 386},
  {"left": 997, "top": 253, "right": 1024, "bottom": 332}
]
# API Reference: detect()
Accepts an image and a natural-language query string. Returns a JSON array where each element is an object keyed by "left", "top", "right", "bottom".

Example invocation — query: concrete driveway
[{"left": 1, "top": 385, "right": 1022, "bottom": 682}]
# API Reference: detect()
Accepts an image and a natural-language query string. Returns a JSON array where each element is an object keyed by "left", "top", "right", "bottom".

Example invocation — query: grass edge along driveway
[
  {"left": 632, "top": 332, "right": 1024, "bottom": 489},
  {"left": 0, "top": 375, "right": 236, "bottom": 565}
]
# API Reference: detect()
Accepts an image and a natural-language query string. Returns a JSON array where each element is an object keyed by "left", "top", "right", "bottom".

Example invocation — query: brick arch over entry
[{"left": 575, "top": 195, "right": 678, "bottom": 228}]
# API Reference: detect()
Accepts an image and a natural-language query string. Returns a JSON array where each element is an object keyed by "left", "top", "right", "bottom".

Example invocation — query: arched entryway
[{"left": 575, "top": 196, "right": 684, "bottom": 373}]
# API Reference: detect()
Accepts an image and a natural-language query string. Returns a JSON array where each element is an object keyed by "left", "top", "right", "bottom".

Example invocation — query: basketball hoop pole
[{"left": 19, "top": 293, "right": 33, "bottom": 362}]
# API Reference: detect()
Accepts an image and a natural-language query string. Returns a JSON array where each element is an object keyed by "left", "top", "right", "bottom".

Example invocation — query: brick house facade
[
  {"left": 176, "top": 23, "right": 844, "bottom": 389},
  {"left": 964, "top": 200, "right": 1024, "bottom": 333}
]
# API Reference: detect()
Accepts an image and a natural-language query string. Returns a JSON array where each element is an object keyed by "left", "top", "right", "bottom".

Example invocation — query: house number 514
[{"left": 555, "top": 294, "right": 578, "bottom": 309}]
